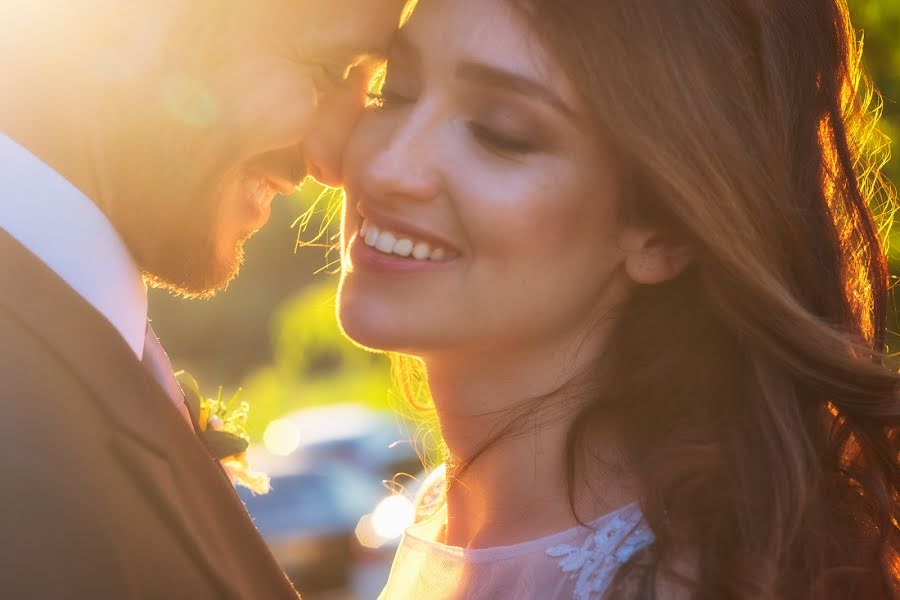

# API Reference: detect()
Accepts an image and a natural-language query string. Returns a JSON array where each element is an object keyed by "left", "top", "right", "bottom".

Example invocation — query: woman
[{"left": 337, "top": 0, "right": 900, "bottom": 597}]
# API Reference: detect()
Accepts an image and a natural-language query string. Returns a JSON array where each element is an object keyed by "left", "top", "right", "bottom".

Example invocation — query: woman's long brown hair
[{"left": 498, "top": 0, "right": 900, "bottom": 597}]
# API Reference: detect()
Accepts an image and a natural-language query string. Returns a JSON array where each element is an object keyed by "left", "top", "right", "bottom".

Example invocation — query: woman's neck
[{"left": 423, "top": 338, "right": 637, "bottom": 549}]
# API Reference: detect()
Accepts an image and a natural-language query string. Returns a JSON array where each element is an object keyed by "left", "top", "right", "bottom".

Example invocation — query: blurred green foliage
[
  {"left": 853, "top": 0, "right": 900, "bottom": 139},
  {"left": 849, "top": 0, "right": 900, "bottom": 346},
  {"left": 240, "top": 275, "right": 394, "bottom": 440},
  {"left": 851, "top": 0, "right": 900, "bottom": 260}
]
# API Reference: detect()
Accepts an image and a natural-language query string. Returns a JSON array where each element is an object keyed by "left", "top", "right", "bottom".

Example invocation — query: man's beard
[
  {"left": 142, "top": 231, "right": 248, "bottom": 300},
  {"left": 111, "top": 177, "right": 247, "bottom": 300}
]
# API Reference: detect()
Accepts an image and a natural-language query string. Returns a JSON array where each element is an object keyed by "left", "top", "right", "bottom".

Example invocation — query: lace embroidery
[{"left": 546, "top": 509, "right": 655, "bottom": 600}]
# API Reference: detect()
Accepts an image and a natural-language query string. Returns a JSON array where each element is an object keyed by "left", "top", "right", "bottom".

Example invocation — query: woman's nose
[{"left": 360, "top": 108, "right": 443, "bottom": 203}]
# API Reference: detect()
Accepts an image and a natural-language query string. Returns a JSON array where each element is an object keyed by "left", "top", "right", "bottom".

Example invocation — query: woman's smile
[
  {"left": 349, "top": 224, "right": 461, "bottom": 274},
  {"left": 360, "top": 219, "right": 457, "bottom": 262},
  {"left": 347, "top": 202, "right": 462, "bottom": 275}
]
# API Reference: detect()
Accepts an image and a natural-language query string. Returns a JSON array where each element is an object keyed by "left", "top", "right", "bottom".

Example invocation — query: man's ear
[{"left": 619, "top": 228, "right": 694, "bottom": 285}]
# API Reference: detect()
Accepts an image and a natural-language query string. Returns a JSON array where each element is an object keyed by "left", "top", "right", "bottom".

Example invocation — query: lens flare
[
  {"left": 371, "top": 495, "right": 415, "bottom": 541},
  {"left": 262, "top": 418, "right": 301, "bottom": 456}
]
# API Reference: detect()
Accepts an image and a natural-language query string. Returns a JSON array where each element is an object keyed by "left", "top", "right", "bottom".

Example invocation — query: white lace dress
[{"left": 377, "top": 473, "right": 655, "bottom": 600}]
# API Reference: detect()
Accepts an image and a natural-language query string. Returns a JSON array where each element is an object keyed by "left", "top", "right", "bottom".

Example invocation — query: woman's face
[{"left": 338, "top": 0, "right": 633, "bottom": 359}]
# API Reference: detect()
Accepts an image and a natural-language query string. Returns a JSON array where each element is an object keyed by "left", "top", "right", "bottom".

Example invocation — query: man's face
[{"left": 101, "top": 0, "right": 409, "bottom": 297}]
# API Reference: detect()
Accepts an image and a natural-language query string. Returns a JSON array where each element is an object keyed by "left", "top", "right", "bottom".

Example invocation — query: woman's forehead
[{"left": 400, "top": 0, "right": 571, "bottom": 92}]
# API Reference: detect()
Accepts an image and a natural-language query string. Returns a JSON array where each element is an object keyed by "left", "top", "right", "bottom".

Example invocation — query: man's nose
[{"left": 303, "top": 74, "right": 371, "bottom": 187}]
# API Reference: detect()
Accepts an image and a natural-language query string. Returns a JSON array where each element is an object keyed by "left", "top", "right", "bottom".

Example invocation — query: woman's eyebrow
[
  {"left": 456, "top": 61, "right": 577, "bottom": 120},
  {"left": 387, "top": 30, "right": 576, "bottom": 121}
]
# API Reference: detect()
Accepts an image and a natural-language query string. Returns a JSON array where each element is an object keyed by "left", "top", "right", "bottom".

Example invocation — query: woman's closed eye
[
  {"left": 468, "top": 122, "right": 538, "bottom": 156},
  {"left": 365, "top": 79, "right": 547, "bottom": 158}
]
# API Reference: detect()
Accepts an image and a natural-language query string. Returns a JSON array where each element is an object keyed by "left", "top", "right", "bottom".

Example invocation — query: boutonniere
[{"left": 176, "top": 372, "right": 271, "bottom": 495}]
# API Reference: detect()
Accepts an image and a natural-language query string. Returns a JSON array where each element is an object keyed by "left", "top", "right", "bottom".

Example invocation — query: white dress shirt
[{"left": 0, "top": 133, "right": 148, "bottom": 360}]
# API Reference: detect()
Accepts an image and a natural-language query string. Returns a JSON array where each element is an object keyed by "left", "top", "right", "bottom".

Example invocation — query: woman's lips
[
  {"left": 355, "top": 202, "right": 461, "bottom": 255},
  {"left": 359, "top": 219, "right": 458, "bottom": 262},
  {"left": 349, "top": 225, "right": 459, "bottom": 274}
]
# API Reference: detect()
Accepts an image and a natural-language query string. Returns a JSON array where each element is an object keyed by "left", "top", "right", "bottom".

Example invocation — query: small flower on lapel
[{"left": 176, "top": 371, "right": 271, "bottom": 495}]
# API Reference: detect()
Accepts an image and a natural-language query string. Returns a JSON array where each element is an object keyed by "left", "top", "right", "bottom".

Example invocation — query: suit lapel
[
  {"left": 0, "top": 231, "right": 293, "bottom": 598},
  {"left": 111, "top": 436, "right": 244, "bottom": 599},
  {"left": 0, "top": 231, "right": 173, "bottom": 458}
]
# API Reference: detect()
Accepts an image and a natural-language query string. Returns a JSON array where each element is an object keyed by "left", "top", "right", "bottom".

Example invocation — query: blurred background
[{"left": 148, "top": 2, "right": 900, "bottom": 598}]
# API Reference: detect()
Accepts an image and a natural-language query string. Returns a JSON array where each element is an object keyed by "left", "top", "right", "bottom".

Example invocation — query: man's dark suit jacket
[{"left": 0, "top": 231, "right": 300, "bottom": 599}]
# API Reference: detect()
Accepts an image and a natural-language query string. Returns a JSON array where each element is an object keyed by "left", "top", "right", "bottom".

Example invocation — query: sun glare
[
  {"left": 355, "top": 494, "right": 416, "bottom": 549},
  {"left": 263, "top": 418, "right": 302, "bottom": 456},
  {"left": 372, "top": 495, "right": 416, "bottom": 539}
]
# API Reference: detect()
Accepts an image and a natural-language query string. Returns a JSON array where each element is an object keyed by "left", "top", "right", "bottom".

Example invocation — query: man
[{"left": 0, "top": 1, "right": 409, "bottom": 597}]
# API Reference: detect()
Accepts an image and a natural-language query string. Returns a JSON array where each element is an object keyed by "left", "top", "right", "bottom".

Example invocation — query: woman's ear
[{"left": 619, "top": 228, "right": 694, "bottom": 285}]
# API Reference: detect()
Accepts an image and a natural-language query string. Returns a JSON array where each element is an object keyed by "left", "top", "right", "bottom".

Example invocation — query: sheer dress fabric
[{"left": 378, "top": 472, "right": 654, "bottom": 600}]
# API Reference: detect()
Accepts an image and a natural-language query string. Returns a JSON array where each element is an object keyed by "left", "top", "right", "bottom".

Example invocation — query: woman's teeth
[
  {"left": 360, "top": 220, "right": 454, "bottom": 261},
  {"left": 241, "top": 178, "right": 274, "bottom": 208}
]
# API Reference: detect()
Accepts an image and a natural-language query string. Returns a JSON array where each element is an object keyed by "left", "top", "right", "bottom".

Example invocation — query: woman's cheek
[{"left": 457, "top": 168, "right": 587, "bottom": 257}]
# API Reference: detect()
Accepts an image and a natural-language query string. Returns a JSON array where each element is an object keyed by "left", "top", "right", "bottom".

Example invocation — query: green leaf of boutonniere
[
  {"left": 175, "top": 371, "right": 270, "bottom": 494},
  {"left": 179, "top": 372, "right": 204, "bottom": 426},
  {"left": 202, "top": 430, "right": 250, "bottom": 461}
]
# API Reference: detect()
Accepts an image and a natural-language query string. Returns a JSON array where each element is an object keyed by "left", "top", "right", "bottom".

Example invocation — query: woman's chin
[
  {"left": 337, "top": 305, "right": 405, "bottom": 353},
  {"left": 336, "top": 282, "right": 448, "bottom": 356}
]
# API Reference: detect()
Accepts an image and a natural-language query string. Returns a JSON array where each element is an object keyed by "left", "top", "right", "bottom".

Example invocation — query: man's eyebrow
[{"left": 456, "top": 61, "right": 577, "bottom": 120}]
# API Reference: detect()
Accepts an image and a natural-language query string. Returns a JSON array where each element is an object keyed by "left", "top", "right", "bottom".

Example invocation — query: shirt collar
[{"left": 0, "top": 133, "right": 148, "bottom": 359}]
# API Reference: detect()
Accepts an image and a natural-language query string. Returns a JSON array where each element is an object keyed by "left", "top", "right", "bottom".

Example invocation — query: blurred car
[
  {"left": 238, "top": 461, "right": 385, "bottom": 592},
  {"left": 264, "top": 404, "right": 422, "bottom": 482},
  {"left": 243, "top": 405, "right": 426, "bottom": 593}
]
